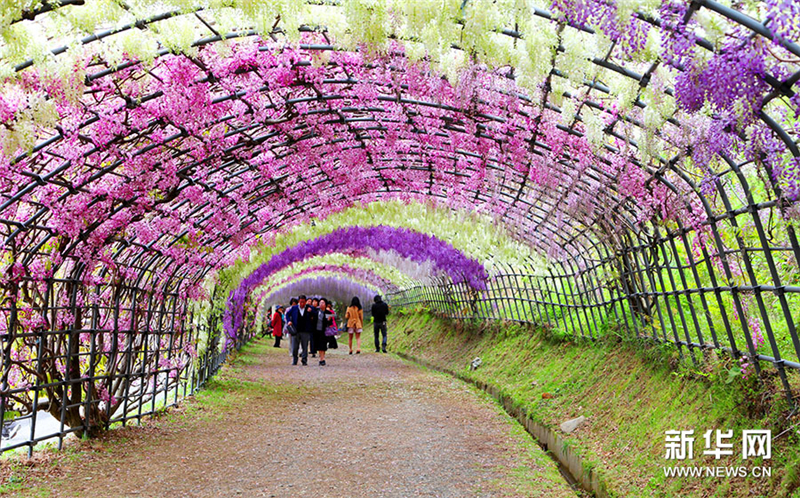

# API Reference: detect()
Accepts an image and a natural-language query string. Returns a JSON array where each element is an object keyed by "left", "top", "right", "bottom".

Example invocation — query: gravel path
[{"left": 4, "top": 339, "right": 578, "bottom": 498}]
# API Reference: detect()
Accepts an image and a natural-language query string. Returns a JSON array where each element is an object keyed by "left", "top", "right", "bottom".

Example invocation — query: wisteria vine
[
  {"left": 0, "top": 0, "right": 797, "bottom": 446},
  {"left": 223, "top": 225, "right": 488, "bottom": 341}
]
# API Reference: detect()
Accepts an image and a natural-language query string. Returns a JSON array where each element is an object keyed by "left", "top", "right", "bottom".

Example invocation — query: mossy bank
[{"left": 389, "top": 309, "right": 800, "bottom": 498}]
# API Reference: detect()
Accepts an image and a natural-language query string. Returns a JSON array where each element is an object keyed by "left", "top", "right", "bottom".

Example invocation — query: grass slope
[{"left": 389, "top": 309, "right": 800, "bottom": 498}]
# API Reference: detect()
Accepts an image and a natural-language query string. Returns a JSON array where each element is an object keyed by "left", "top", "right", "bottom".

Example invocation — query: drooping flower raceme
[{"left": 223, "top": 225, "right": 488, "bottom": 341}]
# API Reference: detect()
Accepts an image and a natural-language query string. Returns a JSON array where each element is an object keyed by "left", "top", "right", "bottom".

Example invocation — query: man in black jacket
[
  {"left": 289, "top": 295, "right": 316, "bottom": 365},
  {"left": 371, "top": 295, "right": 390, "bottom": 353}
]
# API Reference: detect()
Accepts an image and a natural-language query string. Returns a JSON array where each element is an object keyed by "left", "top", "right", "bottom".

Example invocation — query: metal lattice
[{"left": 1, "top": 0, "right": 799, "bottom": 455}]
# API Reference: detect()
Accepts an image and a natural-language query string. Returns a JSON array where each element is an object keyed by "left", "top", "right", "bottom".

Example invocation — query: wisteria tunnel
[{"left": 0, "top": 0, "right": 799, "bottom": 479}]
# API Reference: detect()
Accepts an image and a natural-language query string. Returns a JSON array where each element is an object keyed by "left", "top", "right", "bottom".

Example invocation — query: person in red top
[{"left": 271, "top": 305, "right": 284, "bottom": 348}]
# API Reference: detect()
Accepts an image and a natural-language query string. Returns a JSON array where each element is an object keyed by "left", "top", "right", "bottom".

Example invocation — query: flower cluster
[
  {"left": 252, "top": 265, "right": 392, "bottom": 312},
  {"left": 252, "top": 253, "right": 417, "bottom": 291},
  {"left": 258, "top": 275, "right": 380, "bottom": 314},
  {"left": 0, "top": 0, "right": 797, "bottom": 441},
  {"left": 223, "top": 225, "right": 488, "bottom": 340},
  {"left": 0, "top": 39, "right": 696, "bottom": 298}
]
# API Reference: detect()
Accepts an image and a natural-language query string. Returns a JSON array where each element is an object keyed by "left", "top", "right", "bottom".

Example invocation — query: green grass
[
  {"left": 3, "top": 335, "right": 581, "bottom": 498},
  {"left": 390, "top": 309, "right": 800, "bottom": 498},
  {"left": 414, "top": 365, "right": 581, "bottom": 497},
  {"left": 0, "top": 337, "right": 301, "bottom": 497}
]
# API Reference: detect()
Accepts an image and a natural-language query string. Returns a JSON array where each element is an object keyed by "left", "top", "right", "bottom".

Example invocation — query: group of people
[{"left": 267, "top": 294, "right": 391, "bottom": 366}]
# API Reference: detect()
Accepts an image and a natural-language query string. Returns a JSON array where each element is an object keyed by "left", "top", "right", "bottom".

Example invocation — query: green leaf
[{"left": 725, "top": 366, "right": 740, "bottom": 384}]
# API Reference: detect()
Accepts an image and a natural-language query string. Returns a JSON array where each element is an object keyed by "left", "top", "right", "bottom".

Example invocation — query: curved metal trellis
[{"left": 0, "top": 0, "right": 798, "bottom": 456}]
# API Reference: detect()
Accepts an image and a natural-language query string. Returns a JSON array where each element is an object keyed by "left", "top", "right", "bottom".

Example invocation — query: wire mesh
[
  {"left": 0, "top": 0, "right": 799, "bottom": 456},
  {"left": 387, "top": 245, "right": 800, "bottom": 404},
  {"left": 0, "top": 275, "right": 258, "bottom": 456}
]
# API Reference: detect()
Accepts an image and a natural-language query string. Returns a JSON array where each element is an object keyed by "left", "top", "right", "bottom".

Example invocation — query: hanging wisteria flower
[{"left": 223, "top": 225, "right": 489, "bottom": 341}]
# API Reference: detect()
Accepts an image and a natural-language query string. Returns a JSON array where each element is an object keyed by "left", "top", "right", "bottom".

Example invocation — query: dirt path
[{"left": 2, "top": 338, "right": 578, "bottom": 498}]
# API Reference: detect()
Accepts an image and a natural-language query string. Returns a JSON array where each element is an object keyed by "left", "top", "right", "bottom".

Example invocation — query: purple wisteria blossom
[{"left": 223, "top": 226, "right": 488, "bottom": 341}]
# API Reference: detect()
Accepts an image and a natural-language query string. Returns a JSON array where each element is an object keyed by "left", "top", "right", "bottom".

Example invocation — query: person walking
[
  {"left": 271, "top": 305, "right": 284, "bottom": 348},
  {"left": 326, "top": 301, "right": 339, "bottom": 351},
  {"left": 310, "top": 297, "right": 320, "bottom": 358},
  {"left": 371, "top": 295, "right": 389, "bottom": 353},
  {"left": 262, "top": 305, "right": 273, "bottom": 339},
  {"left": 287, "top": 295, "right": 314, "bottom": 366},
  {"left": 346, "top": 296, "right": 364, "bottom": 354},
  {"left": 284, "top": 298, "right": 298, "bottom": 357},
  {"left": 313, "top": 298, "right": 334, "bottom": 366}
]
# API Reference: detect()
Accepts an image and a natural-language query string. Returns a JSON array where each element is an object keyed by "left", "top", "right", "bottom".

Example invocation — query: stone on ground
[{"left": 560, "top": 416, "right": 587, "bottom": 434}]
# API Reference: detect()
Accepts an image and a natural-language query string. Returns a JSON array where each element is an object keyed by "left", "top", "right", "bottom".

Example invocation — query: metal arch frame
[
  {"left": 250, "top": 263, "right": 406, "bottom": 313},
  {"left": 0, "top": 56, "right": 790, "bottom": 299},
  {"left": 5, "top": 120, "right": 667, "bottom": 267},
  {"left": 2, "top": 14, "right": 756, "bottom": 266},
  {"left": 4, "top": 106, "right": 648, "bottom": 278},
  {"left": 2, "top": 0, "right": 800, "bottom": 455}
]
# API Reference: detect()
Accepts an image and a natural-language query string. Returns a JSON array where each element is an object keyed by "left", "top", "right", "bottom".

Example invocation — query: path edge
[{"left": 396, "top": 351, "right": 613, "bottom": 498}]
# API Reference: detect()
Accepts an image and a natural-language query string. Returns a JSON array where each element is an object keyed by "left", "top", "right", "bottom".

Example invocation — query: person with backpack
[
  {"left": 325, "top": 301, "right": 340, "bottom": 351},
  {"left": 346, "top": 296, "right": 364, "bottom": 354},
  {"left": 371, "top": 295, "right": 389, "bottom": 353}
]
